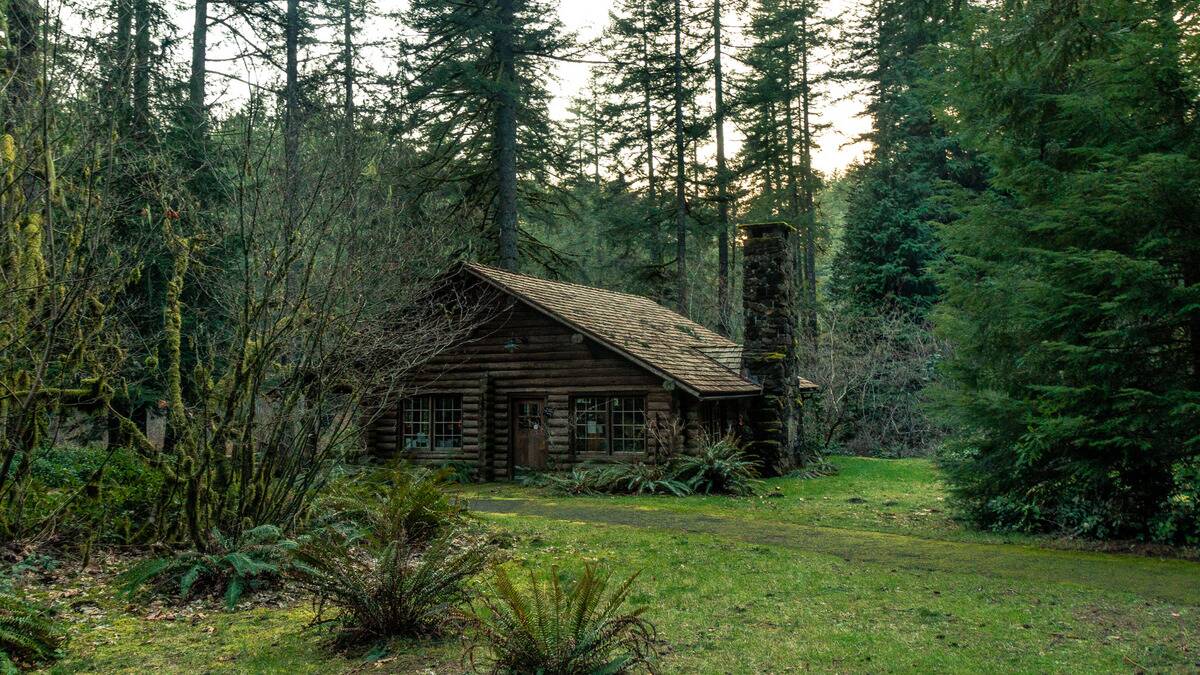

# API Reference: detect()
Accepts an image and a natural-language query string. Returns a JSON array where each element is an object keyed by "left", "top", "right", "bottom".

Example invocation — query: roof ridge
[{"left": 464, "top": 261, "right": 660, "bottom": 305}]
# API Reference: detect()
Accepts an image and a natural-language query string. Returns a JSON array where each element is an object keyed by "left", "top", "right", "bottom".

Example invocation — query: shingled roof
[{"left": 460, "top": 262, "right": 771, "bottom": 398}]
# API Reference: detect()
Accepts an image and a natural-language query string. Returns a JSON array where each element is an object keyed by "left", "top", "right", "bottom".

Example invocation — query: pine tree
[
  {"left": 399, "top": 0, "right": 575, "bottom": 270},
  {"left": 831, "top": 0, "right": 982, "bottom": 317},
  {"left": 597, "top": 0, "right": 707, "bottom": 305},
  {"left": 933, "top": 0, "right": 1200, "bottom": 543},
  {"left": 734, "top": 0, "right": 832, "bottom": 335}
]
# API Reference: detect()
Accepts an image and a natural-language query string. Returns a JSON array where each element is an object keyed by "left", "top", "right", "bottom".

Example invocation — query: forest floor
[{"left": 34, "top": 457, "right": 1200, "bottom": 673}]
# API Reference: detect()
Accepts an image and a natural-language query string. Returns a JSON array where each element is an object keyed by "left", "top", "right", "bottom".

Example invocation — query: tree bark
[
  {"left": 799, "top": 0, "right": 818, "bottom": 341},
  {"left": 672, "top": 0, "right": 688, "bottom": 316},
  {"left": 495, "top": 0, "right": 519, "bottom": 271},
  {"left": 284, "top": 0, "right": 300, "bottom": 238},
  {"left": 713, "top": 0, "right": 731, "bottom": 335},
  {"left": 132, "top": 0, "right": 151, "bottom": 142}
]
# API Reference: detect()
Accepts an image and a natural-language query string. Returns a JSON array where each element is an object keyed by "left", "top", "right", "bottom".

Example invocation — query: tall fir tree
[
  {"left": 734, "top": 0, "right": 832, "bottom": 336},
  {"left": 597, "top": 0, "right": 707, "bottom": 304},
  {"left": 831, "top": 0, "right": 983, "bottom": 317},
  {"left": 933, "top": 0, "right": 1200, "bottom": 543},
  {"left": 399, "top": 0, "right": 575, "bottom": 270}
]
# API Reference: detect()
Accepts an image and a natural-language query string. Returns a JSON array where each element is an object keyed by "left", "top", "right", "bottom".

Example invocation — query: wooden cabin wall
[{"left": 368, "top": 299, "right": 676, "bottom": 478}]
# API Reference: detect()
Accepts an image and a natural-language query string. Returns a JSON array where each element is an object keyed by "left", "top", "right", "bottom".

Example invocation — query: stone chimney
[{"left": 740, "top": 221, "right": 800, "bottom": 475}]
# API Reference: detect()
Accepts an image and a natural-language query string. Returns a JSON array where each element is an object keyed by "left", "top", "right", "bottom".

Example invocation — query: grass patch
[
  {"left": 26, "top": 457, "right": 1200, "bottom": 672},
  {"left": 488, "top": 514, "right": 1200, "bottom": 673}
]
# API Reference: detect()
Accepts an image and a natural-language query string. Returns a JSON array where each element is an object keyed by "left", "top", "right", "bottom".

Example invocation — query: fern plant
[
  {"left": 469, "top": 564, "right": 659, "bottom": 674},
  {"left": 289, "top": 528, "right": 494, "bottom": 645},
  {"left": 316, "top": 465, "right": 468, "bottom": 547},
  {"left": 120, "top": 525, "right": 297, "bottom": 610},
  {"left": 672, "top": 434, "right": 761, "bottom": 496},
  {"left": 593, "top": 463, "right": 690, "bottom": 496},
  {"left": 0, "top": 594, "right": 65, "bottom": 672}
]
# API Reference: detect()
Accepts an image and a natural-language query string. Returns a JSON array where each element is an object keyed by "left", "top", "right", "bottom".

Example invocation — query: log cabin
[{"left": 365, "top": 222, "right": 817, "bottom": 478}]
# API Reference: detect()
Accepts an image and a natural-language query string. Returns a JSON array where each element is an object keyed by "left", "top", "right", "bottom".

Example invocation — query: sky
[{"left": 550, "top": 0, "right": 870, "bottom": 175}]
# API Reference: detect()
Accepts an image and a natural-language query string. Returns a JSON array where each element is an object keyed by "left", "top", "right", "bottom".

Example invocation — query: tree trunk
[
  {"left": 672, "top": 0, "right": 688, "bottom": 316},
  {"left": 799, "top": 0, "right": 818, "bottom": 342},
  {"left": 3, "top": 0, "right": 40, "bottom": 128},
  {"left": 342, "top": 0, "right": 358, "bottom": 230},
  {"left": 284, "top": 0, "right": 300, "bottom": 240},
  {"left": 104, "top": 0, "right": 133, "bottom": 126},
  {"left": 713, "top": 0, "right": 731, "bottom": 335},
  {"left": 495, "top": 0, "right": 519, "bottom": 271},
  {"left": 132, "top": 0, "right": 151, "bottom": 142},
  {"left": 640, "top": 22, "right": 661, "bottom": 269},
  {"left": 185, "top": 0, "right": 208, "bottom": 195}
]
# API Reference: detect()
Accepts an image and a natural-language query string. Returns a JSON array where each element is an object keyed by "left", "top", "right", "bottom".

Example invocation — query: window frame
[
  {"left": 570, "top": 394, "right": 648, "bottom": 455},
  {"left": 400, "top": 394, "right": 463, "bottom": 452}
]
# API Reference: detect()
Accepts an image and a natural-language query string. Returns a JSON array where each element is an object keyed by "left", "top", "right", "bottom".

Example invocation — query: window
[
  {"left": 402, "top": 395, "right": 462, "bottom": 451},
  {"left": 571, "top": 395, "right": 646, "bottom": 454},
  {"left": 573, "top": 396, "right": 609, "bottom": 453},
  {"left": 611, "top": 397, "right": 646, "bottom": 453}
]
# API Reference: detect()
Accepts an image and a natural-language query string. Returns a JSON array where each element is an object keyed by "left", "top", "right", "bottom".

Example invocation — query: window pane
[
  {"left": 611, "top": 396, "right": 645, "bottom": 453},
  {"left": 433, "top": 395, "right": 462, "bottom": 450},
  {"left": 572, "top": 396, "right": 608, "bottom": 453},
  {"left": 402, "top": 397, "right": 431, "bottom": 451}
]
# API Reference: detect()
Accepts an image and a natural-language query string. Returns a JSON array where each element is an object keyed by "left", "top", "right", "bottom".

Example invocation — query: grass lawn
[{"left": 36, "top": 457, "right": 1200, "bottom": 673}]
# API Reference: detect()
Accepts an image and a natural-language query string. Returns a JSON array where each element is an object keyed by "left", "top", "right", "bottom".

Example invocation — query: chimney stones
[{"left": 740, "top": 221, "right": 801, "bottom": 475}]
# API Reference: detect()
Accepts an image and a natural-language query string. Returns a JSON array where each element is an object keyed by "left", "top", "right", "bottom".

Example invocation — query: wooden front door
[{"left": 512, "top": 398, "right": 548, "bottom": 470}]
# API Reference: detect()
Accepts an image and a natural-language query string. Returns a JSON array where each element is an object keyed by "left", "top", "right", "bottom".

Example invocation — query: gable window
[
  {"left": 571, "top": 395, "right": 646, "bottom": 454},
  {"left": 402, "top": 395, "right": 462, "bottom": 451}
]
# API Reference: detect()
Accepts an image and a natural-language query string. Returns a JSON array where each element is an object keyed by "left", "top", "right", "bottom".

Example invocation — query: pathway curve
[{"left": 469, "top": 498, "right": 1200, "bottom": 606}]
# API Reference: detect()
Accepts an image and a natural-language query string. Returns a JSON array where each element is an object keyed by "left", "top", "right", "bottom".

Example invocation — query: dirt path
[{"left": 470, "top": 498, "right": 1200, "bottom": 606}]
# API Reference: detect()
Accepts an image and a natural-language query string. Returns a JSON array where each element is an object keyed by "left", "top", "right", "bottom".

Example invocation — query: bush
[
  {"left": 671, "top": 434, "right": 760, "bottom": 496},
  {"left": 289, "top": 529, "right": 494, "bottom": 646},
  {"left": 0, "top": 594, "right": 65, "bottom": 671},
  {"left": 120, "top": 525, "right": 297, "bottom": 610},
  {"left": 527, "top": 435, "right": 762, "bottom": 498},
  {"left": 438, "top": 461, "right": 477, "bottom": 484},
  {"left": 317, "top": 465, "right": 468, "bottom": 547},
  {"left": 469, "top": 564, "right": 658, "bottom": 674},
  {"left": 2, "top": 444, "right": 163, "bottom": 546},
  {"left": 1151, "top": 461, "right": 1200, "bottom": 546},
  {"left": 592, "top": 463, "right": 691, "bottom": 496}
]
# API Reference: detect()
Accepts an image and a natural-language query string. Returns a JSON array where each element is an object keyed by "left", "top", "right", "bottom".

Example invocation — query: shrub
[
  {"left": 469, "top": 564, "right": 658, "bottom": 674},
  {"left": 317, "top": 465, "right": 468, "bottom": 547},
  {"left": 672, "top": 434, "right": 760, "bottom": 496},
  {"left": 1151, "top": 461, "right": 1200, "bottom": 546},
  {"left": 120, "top": 525, "right": 297, "bottom": 610},
  {"left": 2, "top": 444, "right": 163, "bottom": 547},
  {"left": 438, "top": 461, "right": 477, "bottom": 484},
  {"left": 522, "top": 435, "right": 765, "bottom": 498},
  {"left": 289, "top": 529, "right": 494, "bottom": 646},
  {"left": 0, "top": 594, "right": 65, "bottom": 671}
]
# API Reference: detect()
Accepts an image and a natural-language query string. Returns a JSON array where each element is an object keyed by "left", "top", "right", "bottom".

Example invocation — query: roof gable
[{"left": 460, "top": 263, "right": 761, "bottom": 397}]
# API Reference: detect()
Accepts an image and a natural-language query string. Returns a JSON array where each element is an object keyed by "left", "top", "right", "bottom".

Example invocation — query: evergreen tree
[
  {"left": 597, "top": 0, "right": 707, "bottom": 305},
  {"left": 831, "top": 0, "right": 982, "bottom": 317},
  {"left": 933, "top": 0, "right": 1200, "bottom": 543},
  {"left": 399, "top": 0, "right": 575, "bottom": 270},
  {"left": 733, "top": 0, "right": 832, "bottom": 335}
]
